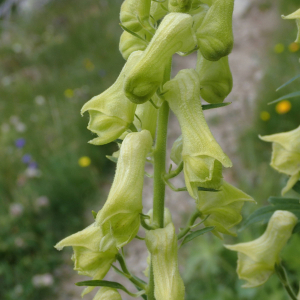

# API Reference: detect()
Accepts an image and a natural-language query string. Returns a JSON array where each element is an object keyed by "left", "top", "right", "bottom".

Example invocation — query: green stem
[
  {"left": 275, "top": 263, "right": 298, "bottom": 300},
  {"left": 152, "top": 58, "right": 172, "bottom": 229},
  {"left": 177, "top": 210, "right": 200, "bottom": 240},
  {"left": 116, "top": 254, "right": 147, "bottom": 291},
  {"left": 148, "top": 59, "right": 172, "bottom": 300}
]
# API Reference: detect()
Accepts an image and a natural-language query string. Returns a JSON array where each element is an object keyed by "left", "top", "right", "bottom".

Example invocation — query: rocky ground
[{"left": 56, "top": 1, "right": 279, "bottom": 299}]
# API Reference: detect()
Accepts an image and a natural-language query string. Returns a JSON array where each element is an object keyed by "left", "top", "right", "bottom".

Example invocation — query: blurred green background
[{"left": 0, "top": 0, "right": 299, "bottom": 300}]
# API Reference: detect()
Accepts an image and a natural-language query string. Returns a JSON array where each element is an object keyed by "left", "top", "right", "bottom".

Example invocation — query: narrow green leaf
[
  {"left": 198, "top": 187, "right": 220, "bottom": 192},
  {"left": 276, "top": 74, "right": 300, "bottom": 91},
  {"left": 268, "top": 197, "right": 300, "bottom": 205},
  {"left": 240, "top": 204, "right": 300, "bottom": 231},
  {"left": 202, "top": 102, "right": 232, "bottom": 110},
  {"left": 119, "top": 24, "right": 147, "bottom": 42},
  {"left": 76, "top": 280, "right": 145, "bottom": 298},
  {"left": 293, "top": 222, "right": 300, "bottom": 234},
  {"left": 76, "top": 280, "right": 125, "bottom": 289},
  {"left": 106, "top": 155, "right": 118, "bottom": 163},
  {"left": 268, "top": 91, "right": 300, "bottom": 105},
  {"left": 181, "top": 227, "right": 215, "bottom": 245},
  {"left": 293, "top": 181, "right": 300, "bottom": 194}
]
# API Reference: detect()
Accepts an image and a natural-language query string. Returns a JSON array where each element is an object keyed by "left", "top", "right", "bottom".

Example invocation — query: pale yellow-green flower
[
  {"left": 146, "top": 223, "right": 185, "bottom": 300},
  {"left": 93, "top": 288, "right": 121, "bottom": 300},
  {"left": 225, "top": 210, "right": 298, "bottom": 288},
  {"left": 195, "top": 0, "right": 234, "bottom": 61},
  {"left": 260, "top": 126, "right": 300, "bottom": 195},
  {"left": 196, "top": 51, "right": 233, "bottom": 103},
  {"left": 96, "top": 130, "right": 153, "bottom": 252},
  {"left": 282, "top": 8, "right": 300, "bottom": 43},
  {"left": 81, "top": 51, "right": 142, "bottom": 145},
  {"left": 55, "top": 223, "right": 118, "bottom": 296},
  {"left": 197, "top": 181, "right": 255, "bottom": 238},
  {"left": 120, "top": 0, "right": 153, "bottom": 33},
  {"left": 164, "top": 69, "right": 232, "bottom": 199},
  {"left": 124, "top": 13, "right": 196, "bottom": 104},
  {"left": 119, "top": 31, "right": 148, "bottom": 60},
  {"left": 169, "top": 0, "right": 192, "bottom": 13}
]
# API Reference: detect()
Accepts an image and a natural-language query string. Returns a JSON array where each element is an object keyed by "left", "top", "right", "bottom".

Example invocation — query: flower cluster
[{"left": 55, "top": 0, "right": 263, "bottom": 298}]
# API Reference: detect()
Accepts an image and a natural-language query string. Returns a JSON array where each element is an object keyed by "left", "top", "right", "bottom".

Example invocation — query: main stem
[{"left": 148, "top": 59, "right": 172, "bottom": 300}]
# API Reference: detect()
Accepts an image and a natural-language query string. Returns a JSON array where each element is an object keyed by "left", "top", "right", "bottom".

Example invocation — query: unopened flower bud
[
  {"left": 93, "top": 288, "right": 121, "bottom": 300},
  {"left": 124, "top": 13, "right": 196, "bottom": 104},
  {"left": 197, "top": 181, "right": 255, "bottom": 238},
  {"left": 164, "top": 69, "right": 232, "bottom": 199},
  {"left": 259, "top": 126, "right": 300, "bottom": 195},
  {"left": 120, "top": 0, "right": 153, "bottom": 33},
  {"left": 196, "top": 51, "right": 233, "bottom": 103},
  {"left": 55, "top": 223, "right": 118, "bottom": 296},
  {"left": 119, "top": 31, "right": 148, "bottom": 60},
  {"left": 225, "top": 211, "right": 298, "bottom": 288},
  {"left": 146, "top": 223, "right": 185, "bottom": 300},
  {"left": 170, "top": 135, "right": 183, "bottom": 165},
  {"left": 169, "top": 0, "right": 192, "bottom": 13},
  {"left": 81, "top": 51, "right": 142, "bottom": 145},
  {"left": 96, "top": 130, "right": 153, "bottom": 251},
  {"left": 282, "top": 9, "right": 300, "bottom": 43},
  {"left": 195, "top": 0, "right": 234, "bottom": 61}
]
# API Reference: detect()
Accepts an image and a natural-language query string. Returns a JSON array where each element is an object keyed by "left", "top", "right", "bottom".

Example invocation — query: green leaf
[
  {"left": 181, "top": 227, "right": 215, "bottom": 246},
  {"left": 106, "top": 155, "right": 118, "bottom": 163},
  {"left": 268, "top": 91, "right": 300, "bottom": 105},
  {"left": 293, "top": 181, "right": 300, "bottom": 194},
  {"left": 276, "top": 74, "right": 300, "bottom": 91},
  {"left": 239, "top": 199, "right": 300, "bottom": 231},
  {"left": 119, "top": 24, "right": 147, "bottom": 43},
  {"left": 197, "top": 187, "right": 220, "bottom": 192},
  {"left": 202, "top": 102, "right": 232, "bottom": 110},
  {"left": 293, "top": 222, "right": 300, "bottom": 233},
  {"left": 76, "top": 280, "right": 145, "bottom": 298},
  {"left": 268, "top": 197, "right": 300, "bottom": 205}
]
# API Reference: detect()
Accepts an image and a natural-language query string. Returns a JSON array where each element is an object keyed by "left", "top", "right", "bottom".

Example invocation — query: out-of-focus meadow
[{"left": 0, "top": 0, "right": 299, "bottom": 300}]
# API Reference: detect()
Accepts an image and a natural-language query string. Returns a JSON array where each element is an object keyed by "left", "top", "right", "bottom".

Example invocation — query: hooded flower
[
  {"left": 195, "top": 0, "right": 234, "bottom": 61},
  {"left": 146, "top": 223, "right": 185, "bottom": 300},
  {"left": 196, "top": 51, "right": 233, "bottom": 104},
  {"left": 96, "top": 130, "right": 153, "bottom": 252},
  {"left": 197, "top": 181, "right": 255, "bottom": 238},
  {"left": 120, "top": 0, "right": 153, "bottom": 33},
  {"left": 164, "top": 69, "right": 232, "bottom": 199},
  {"left": 93, "top": 288, "right": 121, "bottom": 300},
  {"left": 119, "top": 31, "right": 148, "bottom": 60},
  {"left": 225, "top": 210, "right": 298, "bottom": 288},
  {"left": 282, "top": 8, "right": 300, "bottom": 43},
  {"left": 260, "top": 126, "right": 300, "bottom": 195},
  {"left": 124, "top": 13, "right": 196, "bottom": 104},
  {"left": 81, "top": 51, "right": 142, "bottom": 145},
  {"left": 55, "top": 223, "right": 118, "bottom": 297}
]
